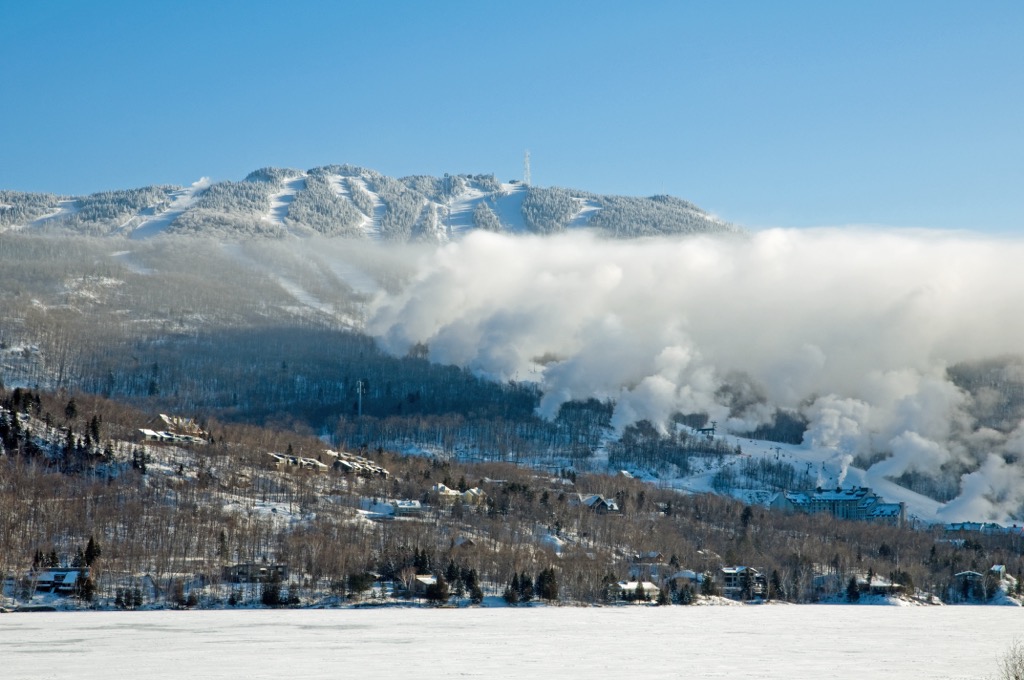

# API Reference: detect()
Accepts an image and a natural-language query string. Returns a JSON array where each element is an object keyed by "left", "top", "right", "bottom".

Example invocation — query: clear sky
[{"left": 1, "top": 0, "right": 1021, "bottom": 231}]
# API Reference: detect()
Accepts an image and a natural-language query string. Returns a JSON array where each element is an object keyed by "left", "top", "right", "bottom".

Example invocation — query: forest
[
  {"left": 3, "top": 220, "right": 1024, "bottom": 609},
  {"left": 0, "top": 164, "right": 740, "bottom": 242},
  {"left": 2, "top": 385, "right": 1023, "bottom": 610}
]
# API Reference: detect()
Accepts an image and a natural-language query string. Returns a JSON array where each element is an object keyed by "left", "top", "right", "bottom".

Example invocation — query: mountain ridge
[{"left": 0, "top": 165, "right": 741, "bottom": 241}]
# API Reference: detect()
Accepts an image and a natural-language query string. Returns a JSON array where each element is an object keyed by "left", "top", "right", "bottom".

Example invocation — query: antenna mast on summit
[{"left": 523, "top": 150, "right": 531, "bottom": 186}]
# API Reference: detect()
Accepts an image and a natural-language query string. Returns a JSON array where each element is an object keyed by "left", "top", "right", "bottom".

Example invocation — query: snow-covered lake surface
[{"left": 1, "top": 606, "right": 1018, "bottom": 679}]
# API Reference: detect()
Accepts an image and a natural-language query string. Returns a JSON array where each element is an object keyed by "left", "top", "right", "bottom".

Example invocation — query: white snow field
[{"left": 1, "top": 606, "right": 1018, "bottom": 679}]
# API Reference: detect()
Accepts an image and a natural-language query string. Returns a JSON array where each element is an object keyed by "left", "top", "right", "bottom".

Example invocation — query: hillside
[
  {"left": 2, "top": 387, "right": 1022, "bottom": 612},
  {"left": 0, "top": 166, "right": 741, "bottom": 242},
  {"left": 3, "top": 168, "right": 1024, "bottom": 531}
]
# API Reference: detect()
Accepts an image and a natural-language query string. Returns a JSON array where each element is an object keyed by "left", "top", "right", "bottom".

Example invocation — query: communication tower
[{"left": 523, "top": 150, "right": 531, "bottom": 186}]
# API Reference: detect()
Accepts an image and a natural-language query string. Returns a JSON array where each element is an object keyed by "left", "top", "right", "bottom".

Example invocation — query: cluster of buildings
[
  {"left": 768, "top": 486, "right": 905, "bottom": 524},
  {"left": 262, "top": 448, "right": 390, "bottom": 477},
  {"left": 138, "top": 414, "right": 209, "bottom": 445},
  {"left": 431, "top": 483, "right": 487, "bottom": 506},
  {"left": 943, "top": 522, "right": 1024, "bottom": 536}
]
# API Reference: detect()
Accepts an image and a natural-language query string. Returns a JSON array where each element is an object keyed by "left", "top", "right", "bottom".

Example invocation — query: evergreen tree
[
  {"left": 77, "top": 576, "right": 95, "bottom": 602},
  {"left": 84, "top": 536, "right": 101, "bottom": 566},
  {"left": 769, "top": 570, "right": 784, "bottom": 601},
  {"left": 466, "top": 568, "right": 484, "bottom": 604},
  {"left": 425, "top": 574, "right": 449, "bottom": 605},
  {"left": 518, "top": 571, "right": 534, "bottom": 602},
  {"left": 847, "top": 576, "right": 861, "bottom": 603},
  {"left": 634, "top": 581, "right": 647, "bottom": 602},
  {"left": 503, "top": 574, "right": 520, "bottom": 605},
  {"left": 740, "top": 569, "right": 754, "bottom": 600},
  {"left": 536, "top": 567, "right": 558, "bottom": 602},
  {"left": 261, "top": 574, "right": 283, "bottom": 607}
]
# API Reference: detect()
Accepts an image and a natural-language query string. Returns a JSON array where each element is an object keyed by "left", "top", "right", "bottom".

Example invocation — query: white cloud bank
[{"left": 367, "top": 228, "right": 1024, "bottom": 519}]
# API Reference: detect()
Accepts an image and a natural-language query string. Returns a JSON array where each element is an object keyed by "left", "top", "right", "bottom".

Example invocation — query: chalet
[
  {"left": 222, "top": 563, "right": 289, "bottom": 584},
  {"left": 568, "top": 493, "right": 620, "bottom": 514},
  {"left": 32, "top": 568, "right": 88, "bottom": 594},
  {"left": 666, "top": 569, "right": 704, "bottom": 591},
  {"left": 412, "top": 575, "right": 437, "bottom": 596},
  {"left": 719, "top": 566, "right": 765, "bottom": 599},
  {"left": 158, "top": 413, "right": 206, "bottom": 436},
  {"left": 628, "top": 552, "right": 671, "bottom": 586},
  {"left": 460, "top": 487, "right": 487, "bottom": 505},
  {"left": 138, "top": 429, "right": 207, "bottom": 445},
  {"left": 327, "top": 449, "right": 390, "bottom": 478},
  {"left": 953, "top": 570, "right": 987, "bottom": 600},
  {"left": 855, "top": 574, "right": 902, "bottom": 596},
  {"left": 138, "top": 413, "right": 209, "bottom": 445},
  {"left": 392, "top": 499, "right": 425, "bottom": 517},
  {"left": 432, "top": 483, "right": 462, "bottom": 504},
  {"left": 611, "top": 580, "right": 660, "bottom": 602},
  {"left": 296, "top": 457, "right": 329, "bottom": 472},
  {"left": 265, "top": 453, "right": 329, "bottom": 472}
]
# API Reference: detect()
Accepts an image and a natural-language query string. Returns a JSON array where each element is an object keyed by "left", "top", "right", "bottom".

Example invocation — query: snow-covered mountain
[{"left": 0, "top": 165, "right": 740, "bottom": 241}]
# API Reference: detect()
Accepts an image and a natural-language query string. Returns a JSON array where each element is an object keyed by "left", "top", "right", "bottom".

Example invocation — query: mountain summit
[{"left": 0, "top": 165, "right": 740, "bottom": 241}]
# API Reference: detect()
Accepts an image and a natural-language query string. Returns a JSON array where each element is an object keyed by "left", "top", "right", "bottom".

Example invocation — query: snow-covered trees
[
  {"left": 0, "top": 191, "right": 61, "bottom": 227},
  {"left": 172, "top": 179, "right": 282, "bottom": 237},
  {"left": 521, "top": 186, "right": 580, "bottom": 234},
  {"left": 286, "top": 172, "right": 365, "bottom": 237},
  {"left": 0, "top": 166, "right": 740, "bottom": 241},
  {"left": 472, "top": 200, "right": 502, "bottom": 232},
  {"left": 366, "top": 174, "right": 427, "bottom": 241},
  {"left": 586, "top": 194, "right": 739, "bottom": 237}
]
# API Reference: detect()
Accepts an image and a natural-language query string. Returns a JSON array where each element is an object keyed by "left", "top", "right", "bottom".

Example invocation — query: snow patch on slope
[
  {"left": 444, "top": 186, "right": 488, "bottom": 236},
  {"left": 27, "top": 199, "right": 80, "bottom": 229},
  {"left": 568, "top": 198, "right": 602, "bottom": 228},
  {"left": 265, "top": 176, "right": 307, "bottom": 230},
  {"left": 492, "top": 183, "right": 528, "bottom": 232},
  {"left": 129, "top": 178, "right": 211, "bottom": 239},
  {"left": 344, "top": 176, "right": 385, "bottom": 240}
]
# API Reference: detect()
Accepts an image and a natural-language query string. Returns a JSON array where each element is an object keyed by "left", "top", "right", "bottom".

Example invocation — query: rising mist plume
[{"left": 367, "top": 228, "right": 1024, "bottom": 519}]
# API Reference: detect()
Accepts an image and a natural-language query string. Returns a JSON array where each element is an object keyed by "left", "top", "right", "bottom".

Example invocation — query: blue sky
[{"left": 1, "top": 1, "right": 1021, "bottom": 231}]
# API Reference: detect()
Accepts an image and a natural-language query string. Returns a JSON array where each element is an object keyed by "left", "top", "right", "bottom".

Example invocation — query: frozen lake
[{"left": 1, "top": 606, "right": 1018, "bottom": 679}]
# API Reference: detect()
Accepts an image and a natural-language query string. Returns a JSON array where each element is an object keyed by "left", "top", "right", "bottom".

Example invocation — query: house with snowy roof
[
  {"left": 855, "top": 573, "right": 902, "bottom": 596},
  {"left": 222, "top": 563, "right": 289, "bottom": 584},
  {"left": 611, "top": 580, "right": 660, "bottom": 602},
  {"left": 412, "top": 575, "right": 437, "bottom": 596},
  {"left": 392, "top": 499, "right": 425, "bottom": 517},
  {"left": 719, "top": 566, "right": 766, "bottom": 599},
  {"left": 32, "top": 568, "right": 89, "bottom": 594},
  {"left": 568, "top": 493, "right": 620, "bottom": 514},
  {"left": 628, "top": 552, "right": 671, "bottom": 586},
  {"left": 666, "top": 569, "right": 705, "bottom": 591}
]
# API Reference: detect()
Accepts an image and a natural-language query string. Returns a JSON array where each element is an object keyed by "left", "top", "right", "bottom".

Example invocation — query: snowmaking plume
[{"left": 366, "top": 227, "right": 1024, "bottom": 520}]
